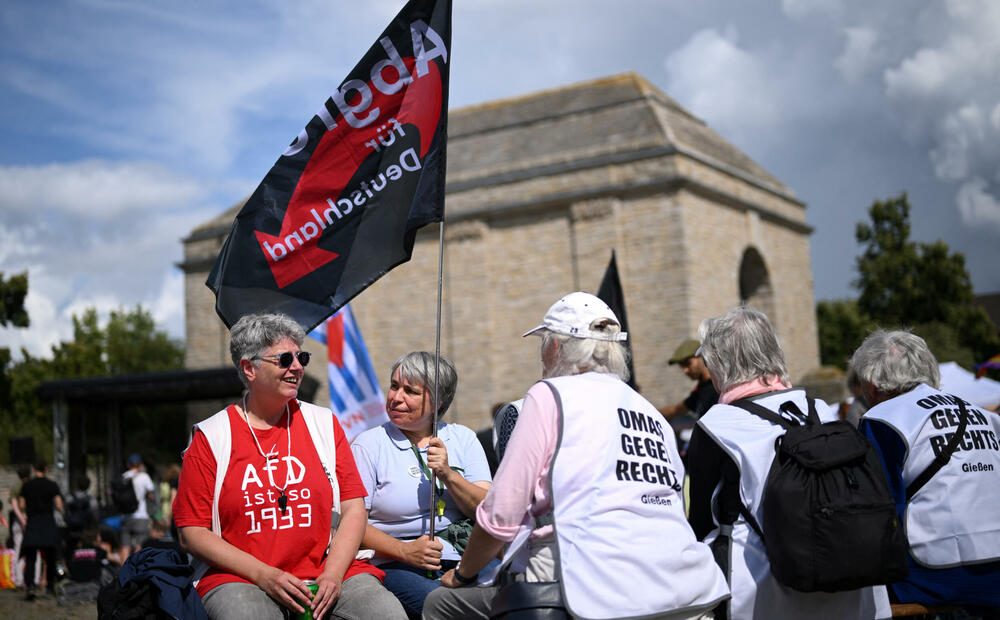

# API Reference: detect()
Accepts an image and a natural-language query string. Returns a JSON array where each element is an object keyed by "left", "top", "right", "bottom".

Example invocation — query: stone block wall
[{"left": 181, "top": 76, "right": 821, "bottom": 434}]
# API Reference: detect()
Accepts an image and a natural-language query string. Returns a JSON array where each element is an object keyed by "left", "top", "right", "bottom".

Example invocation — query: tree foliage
[
  {"left": 0, "top": 271, "right": 29, "bottom": 328},
  {"left": 816, "top": 299, "right": 875, "bottom": 369},
  {"left": 817, "top": 193, "right": 999, "bottom": 369},
  {"left": 0, "top": 305, "right": 185, "bottom": 464}
]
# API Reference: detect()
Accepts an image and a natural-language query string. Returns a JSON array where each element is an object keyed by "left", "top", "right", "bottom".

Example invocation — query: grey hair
[
  {"left": 229, "top": 313, "right": 306, "bottom": 387},
  {"left": 540, "top": 320, "right": 630, "bottom": 382},
  {"left": 390, "top": 351, "right": 458, "bottom": 416},
  {"left": 849, "top": 329, "right": 940, "bottom": 397},
  {"left": 698, "top": 305, "right": 789, "bottom": 394}
]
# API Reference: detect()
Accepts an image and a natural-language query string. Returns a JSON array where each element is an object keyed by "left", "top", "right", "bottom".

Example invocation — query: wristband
[{"left": 453, "top": 565, "right": 478, "bottom": 585}]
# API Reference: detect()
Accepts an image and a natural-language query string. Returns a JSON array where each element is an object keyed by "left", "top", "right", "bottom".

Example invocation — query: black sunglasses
[{"left": 256, "top": 351, "right": 311, "bottom": 369}]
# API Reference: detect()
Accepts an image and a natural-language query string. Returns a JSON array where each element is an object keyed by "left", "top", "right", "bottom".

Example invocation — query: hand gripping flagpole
[{"left": 429, "top": 220, "right": 445, "bottom": 547}]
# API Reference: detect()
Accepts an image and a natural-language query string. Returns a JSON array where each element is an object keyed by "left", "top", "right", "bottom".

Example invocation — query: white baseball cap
[{"left": 522, "top": 292, "right": 627, "bottom": 342}]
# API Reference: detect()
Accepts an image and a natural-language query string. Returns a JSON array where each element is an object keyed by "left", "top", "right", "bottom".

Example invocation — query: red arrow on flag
[{"left": 254, "top": 58, "right": 442, "bottom": 289}]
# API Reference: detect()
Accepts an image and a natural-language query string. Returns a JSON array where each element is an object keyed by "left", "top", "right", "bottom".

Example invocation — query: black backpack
[
  {"left": 111, "top": 475, "right": 139, "bottom": 515},
  {"left": 730, "top": 396, "right": 909, "bottom": 593}
]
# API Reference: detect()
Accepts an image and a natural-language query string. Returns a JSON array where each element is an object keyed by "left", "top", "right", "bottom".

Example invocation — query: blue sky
[{"left": 2, "top": 0, "right": 999, "bottom": 358}]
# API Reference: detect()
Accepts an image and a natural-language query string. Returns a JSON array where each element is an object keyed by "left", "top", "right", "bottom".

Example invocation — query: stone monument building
[{"left": 180, "top": 73, "right": 820, "bottom": 432}]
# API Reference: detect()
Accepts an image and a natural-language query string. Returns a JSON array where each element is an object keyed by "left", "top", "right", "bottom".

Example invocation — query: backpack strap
[
  {"left": 737, "top": 503, "right": 765, "bottom": 542},
  {"left": 729, "top": 396, "right": 820, "bottom": 429},
  {"left": 905, "top": 396, "right": 970, "bottom": 501},
  {"left": 726, "top": 396, "right": 820, "bottom": 542}
]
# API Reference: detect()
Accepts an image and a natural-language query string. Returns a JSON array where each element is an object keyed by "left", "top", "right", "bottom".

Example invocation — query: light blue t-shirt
[{"left": 351, "top": 422, "right": 492, "bottom": 562}]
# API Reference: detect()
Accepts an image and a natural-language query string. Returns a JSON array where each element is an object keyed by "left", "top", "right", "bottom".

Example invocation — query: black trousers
[{"left": 22, "top": 545, "right": 57, "bottom": 591}]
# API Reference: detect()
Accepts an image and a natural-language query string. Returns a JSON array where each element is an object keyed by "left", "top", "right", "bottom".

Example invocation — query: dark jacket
[{"left": 113, "top": 547, "right": 208, "bottom": 620}]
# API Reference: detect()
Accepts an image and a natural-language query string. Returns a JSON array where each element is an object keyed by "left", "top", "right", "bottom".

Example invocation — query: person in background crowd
[
  {"left": 686, "top": 305, "right": 888, "bottom": 618},
  {"left": 63, "top": 473, "right": 99, "bottom": 564},
  {"left": 352, "top": 352, "right": 492, "bottom": 619},
  {"left": 659, "top": 338, "right": 719, "bottom": 420},
  {"left": 842, "top": 365, "right": 869, "bottom": 428},
  {"left": 18, "top": 461, "right": 63, "bottom": 601},
  {"left": 852, "top": 329, "right": 1000, "bottom": 612},
  {"left": 120, "top": 453, "right": 155, "bottom": 562},
  {"left": 173, "top": 312, "right": 405, "bottom": 620},
  {"left": 97, "top": 524, "right": 122, "bottom": 567},
  {"left": 8, "top": 464, "right": 31, "bottom": 587},
  {"left": 425, "top": 292, "right": 728, "bottom": 620},
  {"left": 159, "top": 463, "right": 181, "bottom": 525},
  {"left": 140, "top": 518, "right": 181, "bottom": 553}
]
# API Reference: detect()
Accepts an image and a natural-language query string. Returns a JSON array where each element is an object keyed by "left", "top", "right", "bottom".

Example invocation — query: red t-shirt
[{"left": 173, "top": 401, "right": 382, "bottom": 596}]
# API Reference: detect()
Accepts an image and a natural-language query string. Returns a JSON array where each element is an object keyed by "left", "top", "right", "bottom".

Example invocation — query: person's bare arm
[
  {"left": 658, "top": 401, "right": 690, "bottom": 420},
  {"left": 439, "top": 524, "right": 505, "bottom": 588},
  {"left": 361, "top": 523, "right": 443, "bottom": 570},
  {"left": 15, "top": 496, "right": 26, "bottom": 527},
  {"left": 427, "top": 437, "right": 490, "bottom": 517}
]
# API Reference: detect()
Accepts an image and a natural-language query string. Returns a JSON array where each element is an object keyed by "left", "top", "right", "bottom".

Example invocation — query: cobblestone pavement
[{"left": 0, "top": 587, "right": 97, "bottom": 620}]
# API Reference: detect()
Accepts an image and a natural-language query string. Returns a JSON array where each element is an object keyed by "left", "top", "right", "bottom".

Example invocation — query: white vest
[
  {"left": 864, "top": 383, "right": 1000, "bottom": 568},
  {"left": 698, "top": 389, "right": 889, "bottom": 620},
  {"left": 186, "top": 400, "right": 342, "bottom": 583},
  {"left": 543, "top": 372, "right": 729, "bottom": 620}
]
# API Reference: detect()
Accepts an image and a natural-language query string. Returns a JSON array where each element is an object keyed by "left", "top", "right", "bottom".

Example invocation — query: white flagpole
[{"left": 429, "top": 219, "right": 445, "bottom": 542}]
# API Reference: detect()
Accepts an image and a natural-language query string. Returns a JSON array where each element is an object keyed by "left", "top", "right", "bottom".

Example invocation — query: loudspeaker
[{"left": 9, "top": 436, "right": 35, "bottom": 465}]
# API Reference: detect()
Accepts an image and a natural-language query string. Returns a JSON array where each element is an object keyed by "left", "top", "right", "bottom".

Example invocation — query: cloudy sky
[{"left": 2, "top": 0, "right": 999, "bottom": 359}]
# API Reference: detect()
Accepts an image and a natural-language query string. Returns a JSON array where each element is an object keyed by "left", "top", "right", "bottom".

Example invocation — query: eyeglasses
[{"left": 255, "top": 351, "right": 311, "bottom": 369}]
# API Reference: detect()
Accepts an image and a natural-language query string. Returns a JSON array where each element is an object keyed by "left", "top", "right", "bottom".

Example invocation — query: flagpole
[{"left": 429, "top": 219, "right": 445, "bottom": 543}]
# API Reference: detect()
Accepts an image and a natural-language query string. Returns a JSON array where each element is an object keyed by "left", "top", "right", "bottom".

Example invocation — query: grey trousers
[
  {"left": 201, "top": 572, "right": 407, "bottom": 620},
  {"left": 422, "top": 584, "right": 717, "bottom": 620},
  {"left": 422, "top": 584, "right": 498, "bottom": 620}
]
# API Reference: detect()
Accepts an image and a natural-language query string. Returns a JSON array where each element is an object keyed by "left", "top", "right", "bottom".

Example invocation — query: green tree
[
  {"left": 817, "top": 193, "right": 1000, "bottom": 368},
  {"left": 0, "top": 271, "right": 30, "bottom": 445},
  {"left": 0, "top": 271, "right": 29, "bottom": 328},
  {"left": 0, "top": 305, "right": 185, "bottom": 464},
  {"left": 816, "top": 299, "right": 875, "bottom": 369},
  {"left": 854, "top": 193, "right": 999, "bottom": 363}
]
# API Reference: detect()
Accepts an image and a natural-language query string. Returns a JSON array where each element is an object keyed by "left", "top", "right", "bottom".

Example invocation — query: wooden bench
[{"left": 890, "top": 603, "right": 963, "bottom": 617}]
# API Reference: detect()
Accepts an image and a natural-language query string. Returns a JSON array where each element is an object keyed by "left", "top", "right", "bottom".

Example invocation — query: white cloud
[
  {"left": 0, "top": 160, "right": 202, "bottom": 220},
  {"left": 147, "top": 268, "right": 186, "bottom": 339},
  {"left": 781, "top": 0, "right": 842, "bottom": 20},
  {"left": 664, "top": 27, "right": 781, "bottom": 144},
  {"left": 884, "top": 47, "right": 954, "bottom": 102},
  {"left": 875, "top": 0, "right": 1000, "bottom": 238},
  {"left": 957, "top": 177, "right": 1000, "bottom": 230},
  {"left": 0, "top": 159, "right": 219, "bottom": 359},
  {"left": 0, "top": 278, "right": 64, "bottom": 360},
  {"left": 930, "top": 104, "right": 987, "bottom": 181},
  {"left": 834, "top": 27, "right": 880, "bottom": 84}
]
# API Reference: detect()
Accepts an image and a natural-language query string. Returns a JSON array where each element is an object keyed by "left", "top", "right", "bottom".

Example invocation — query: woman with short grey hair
[
  {"left": 174, "top": 312, "right": 406, "bottom": 620},
  {"left": 697, "top": 305, "right": 789, "bottom": 394},
  {"left": 228, "top": 312, "right": 306, "bottom": 388},
  {"left": 351, "top": 351, "right": 492, "bottom": 619},
  {"left": 852, "top": 329, "right": 1000, "bottom": 609},
  {"left": 687, "top": 305, "right": 889, "bottom": 618},
  {"left": 849, "top": 328, "right": 940, "bottom": 399}
]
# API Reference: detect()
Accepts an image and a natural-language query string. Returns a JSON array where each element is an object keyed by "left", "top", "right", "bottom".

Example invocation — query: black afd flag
[
  {"left": 597, "top": 250, "right": 638, "bottom": 390},
  {"left": 208, "top": 0, "right": 452, "bottom": 332}
]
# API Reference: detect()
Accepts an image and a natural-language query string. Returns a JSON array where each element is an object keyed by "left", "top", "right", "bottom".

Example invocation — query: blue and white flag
[{"left": 308, "top": 304, "right": 387, "bottom": 440}]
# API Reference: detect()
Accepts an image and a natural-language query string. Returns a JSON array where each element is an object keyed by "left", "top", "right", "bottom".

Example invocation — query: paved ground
[{"left": 0, "top": 587, "right": 97, "bottom": 620}]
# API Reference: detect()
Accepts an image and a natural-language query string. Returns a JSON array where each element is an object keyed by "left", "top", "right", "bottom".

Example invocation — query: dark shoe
[{"left": 24, "top": 588, "right": 36, "bottom": 601}]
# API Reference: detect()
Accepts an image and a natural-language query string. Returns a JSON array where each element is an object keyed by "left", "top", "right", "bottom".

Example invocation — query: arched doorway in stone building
[{"left": 739, "top": 247, "right": 776, "bottom": 324}]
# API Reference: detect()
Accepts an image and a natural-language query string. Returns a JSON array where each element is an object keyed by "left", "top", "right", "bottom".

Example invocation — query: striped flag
[{"left": 308, "top": 305, "right": 388, "bottom": 440}]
